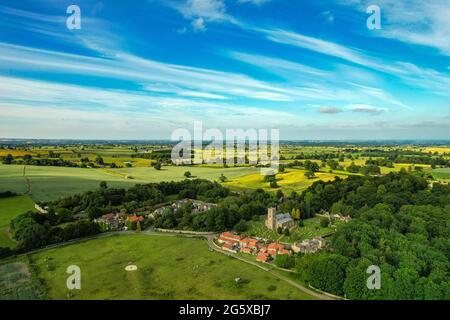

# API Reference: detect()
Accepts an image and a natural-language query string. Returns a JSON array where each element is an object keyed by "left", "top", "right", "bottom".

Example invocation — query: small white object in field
[{"left": 125, "top": 265, "right": 138, "bottom": 271}]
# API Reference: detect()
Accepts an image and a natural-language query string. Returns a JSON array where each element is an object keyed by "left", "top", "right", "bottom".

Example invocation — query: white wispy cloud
[
  {"left": 171, "top": 0, "right": 240, "bottom": 31},
  {"left": 256, "top": 27, "right": 450, "bottom": 97},
  {"left": 337, "top": 0, "right": 450, "bottom": 56},
  {"left": 226, "top": 50, "right": 408, "bottom": 108},
  {"left": 237, "top": 0, "right": 271, "bottom": 5},
  {"left": 348, "top": 104, "right": 388, "bottom": 114},
  {"left": 319, "top": 10, "right": 335, "bottom": 24},
  {"left": 227, "top": 51, "right": 328, "bottom": 77},
  {"left": 0, "top": 42, "right": 295, "bottom": 102},
  {"left": 0, "top": 5, "right": 123, "bottom": 56},
  {"left": 0, "top": 75, "right": 304, "bottom": 138}
]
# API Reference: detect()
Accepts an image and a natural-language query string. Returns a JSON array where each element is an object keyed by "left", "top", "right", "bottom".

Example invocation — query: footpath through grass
[{"left": 29, "top": 234, "right": 314, "bottom": 300}]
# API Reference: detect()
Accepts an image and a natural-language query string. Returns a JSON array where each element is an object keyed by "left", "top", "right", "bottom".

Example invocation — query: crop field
[
  {"left": 28, "top": 234, "right": 314, "bottom": 300},
  {"left": 0, "top": 196, "right": 36, "bottom": 248},
  {"left": 0, "top": 164, "right": 258, "bottom": 202},
  {"left": 223, "top": 168, "right": 347, "bottom": 193},
  {"left": 0, "top": 256, "right": 44, "bottom": 300},
  {"left": 422, "top": 147, "right": 450, "bottom": 154}
]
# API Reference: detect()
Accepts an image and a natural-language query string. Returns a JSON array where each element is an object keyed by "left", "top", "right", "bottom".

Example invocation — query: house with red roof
[
  {"left": 239, "top": 238, "right": 252, "bottom": 248},
  {"left": 127, "top": 215, "right": 144, "bottom": 223},
  {"left": 247, "top": 239, "right": 258, "bottom": 249},
  {"left": 222, "top": 242, "right": 237, "bottom": 253},
  {"left": 256, "top": 252, "right": 269, "bottom": 263},
  {"left": 218, "top": 232, "right": 241, "bottom": 244},
  {"left": 267, "top": 243, "right": 285, "bottom": 257}
]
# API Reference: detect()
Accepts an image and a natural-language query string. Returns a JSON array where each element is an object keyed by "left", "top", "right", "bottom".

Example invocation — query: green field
[
  {"left": 432, "top": 168, "right": 450, "bottom": 180},
  {"left": 0, "top": 165, "right": 258, "bottom": 202},
  {"left": 0, "top": 196, "right": 36, "bottom": 248},
  {"left": 24, "top": 234, "right": 313, "bottom": 300}
]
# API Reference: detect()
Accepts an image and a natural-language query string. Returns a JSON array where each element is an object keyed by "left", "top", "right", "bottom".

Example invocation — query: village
[
  {"left": 216, "top": 207, "right": 328, "bottom": 263},
  {"left": 92, "top": 200, "right": 339, "bottom": 265},
  {"left": 93, "top": 198, "right": 217, "bottom": 231}
]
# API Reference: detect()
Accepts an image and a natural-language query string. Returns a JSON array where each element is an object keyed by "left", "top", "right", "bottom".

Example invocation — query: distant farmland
[{"left": 0, "top": 164, "right": 258, "bottom": 202}]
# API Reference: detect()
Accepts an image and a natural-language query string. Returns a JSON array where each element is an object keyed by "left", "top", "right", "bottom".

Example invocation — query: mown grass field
[
  {"left": 0, "top": 165, "right": 258, "bottom": 202},
  {"left": 27, "top": 234, "right": 314, "bottom": 300},
  {"left": 223, "top": 168, "right": 347, "bottom": 194},
  {"left": 0, "top": 196, "right": 36, "bottom": 248}
]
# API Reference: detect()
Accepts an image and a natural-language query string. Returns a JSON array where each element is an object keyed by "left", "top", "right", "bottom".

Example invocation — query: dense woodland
[{"left": 295, "top": 171, "right": 449, "bottom": 299}]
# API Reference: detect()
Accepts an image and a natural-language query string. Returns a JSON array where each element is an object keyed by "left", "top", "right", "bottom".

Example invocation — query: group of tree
[
  {"left": 0, "top": 154, "right": 122, "bottom": 168},
  {"left": 346, "top": 162, "right": 381, "bottom": 175},
  {"left": 359, "top": 150, "right": 450, "bottom": 167},
  {"left": 8, "top": 211, "right": 100, "bottom": 252},
  {"left": 293, "top": 171, "right": 449, "bottom": 299},
  {"left": 154, "top": 187, "right": 279, "bottom": 232}
]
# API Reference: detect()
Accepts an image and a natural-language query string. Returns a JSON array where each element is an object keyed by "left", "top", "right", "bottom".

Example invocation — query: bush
[
  {"left": 275, "top": 254, "right": 295, "bottom": 269},
  {"left": 0, "top": 247, "right": 12, "bottom": 259},
  {"left": 0, "top": 191, "right": 18, "bottom": 198},
  {"left": 320, "top": 218, "right": 330, "bottom": 228},
  {"left": 234, "top": 220, "right": 248, "bottom": 232}
]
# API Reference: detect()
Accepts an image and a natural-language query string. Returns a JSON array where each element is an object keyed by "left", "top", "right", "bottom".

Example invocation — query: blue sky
[{"left": 0, "top": 0, "right": 449, "bottom": 140}]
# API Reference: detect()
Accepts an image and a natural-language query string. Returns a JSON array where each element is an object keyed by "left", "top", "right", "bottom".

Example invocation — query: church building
[{"left": 265, "top": 207, "right": 295, "bottom": 231}]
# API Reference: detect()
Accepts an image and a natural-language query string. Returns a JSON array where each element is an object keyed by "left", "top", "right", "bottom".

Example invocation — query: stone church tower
[{"left": 265, "top": 207, "right": 276, "bottom": 230}]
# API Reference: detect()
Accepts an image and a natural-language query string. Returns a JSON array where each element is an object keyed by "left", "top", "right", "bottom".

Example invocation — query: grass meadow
[{"left": 27, "top": 234, "right": 314, "bottom": 300}]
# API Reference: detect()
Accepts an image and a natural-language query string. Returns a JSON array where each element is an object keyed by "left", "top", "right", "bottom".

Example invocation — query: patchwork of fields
[
  {"left": 0, "top": 165, "right": 258, "bottom": 202},
  {"left": 1, "top": 234, "right": 314, "bottom": 300}
]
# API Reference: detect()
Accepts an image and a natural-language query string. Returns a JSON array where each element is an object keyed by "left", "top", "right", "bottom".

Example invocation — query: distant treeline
[
  {"left": 292, "top": 152, "right": 347, "bottom": 161},
  {"left": 1, "top": 154, "right": 121, "bottom": 168}
]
